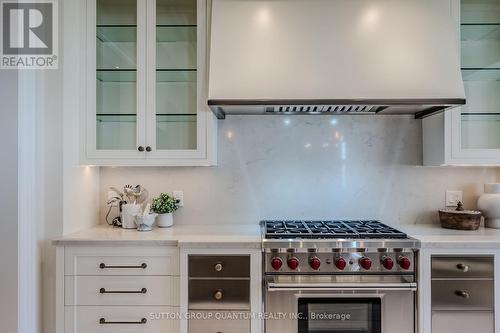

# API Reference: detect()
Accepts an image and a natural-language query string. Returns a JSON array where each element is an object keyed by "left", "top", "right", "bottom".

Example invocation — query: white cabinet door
[{"left": 84, "top": 0, "right": 216, "bottom": 166}]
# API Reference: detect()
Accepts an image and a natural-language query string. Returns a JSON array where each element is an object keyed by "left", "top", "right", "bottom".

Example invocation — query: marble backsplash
[{"left": 99, "top": 115, "right": 500, "bottom": 226}]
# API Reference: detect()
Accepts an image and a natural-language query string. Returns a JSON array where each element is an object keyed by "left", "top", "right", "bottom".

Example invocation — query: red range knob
[
  {"left": 399, "top": 256, "right": 411, "bottom": 270},
  {"left": 288, "top": 257, "right": 299, "bottom": 270},
  {"left": 335, "top": 257, "right": 347, "bottom": 270},
  {"left": 382, "top": 257, "right": 394, "bottom": 270},
  {"left": 271, "top": 257, "right": 283, "bottom": 270},
  {"left": 359, "top": 257, "right": 372, "bottom": 270},
  {"left": 309, "top": 257, "right": 321, "bottom": 270}
]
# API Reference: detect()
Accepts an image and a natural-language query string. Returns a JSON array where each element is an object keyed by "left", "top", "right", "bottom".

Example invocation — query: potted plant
[{"left": 151, "top": 193, "right": 180, "bottom": 228}]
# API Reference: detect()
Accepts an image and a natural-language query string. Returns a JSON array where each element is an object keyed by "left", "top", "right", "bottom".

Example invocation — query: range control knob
[
  {"left": 398, "top": 256, "right": 411, "bottom": 270},
  {"left": 335, "top": 257, "right": 347, "bottom": 270},
  {"left": 309, "top": 257, "right": 321, "bottom": 270},
  {"left": 271, "top": 257, "right": 283, "bottom": 270},
  {"left": 359, "top": 257, "right": 372, "bottom": 270},
  {"left": 382, "top": 257, "right": 394, "bottom": 270},
  {"left": 288, "top": 257, "right": 299, "bottom": 270}
]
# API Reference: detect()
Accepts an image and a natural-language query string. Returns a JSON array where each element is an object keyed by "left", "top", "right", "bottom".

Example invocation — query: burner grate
[{"left": 263, "top": 220, "right": 408, "bottom": 239}]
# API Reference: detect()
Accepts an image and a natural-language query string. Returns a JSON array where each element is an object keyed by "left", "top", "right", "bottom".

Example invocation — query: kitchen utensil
[{"left": 439, "top": 202, "right": 482, "bottom": 230}]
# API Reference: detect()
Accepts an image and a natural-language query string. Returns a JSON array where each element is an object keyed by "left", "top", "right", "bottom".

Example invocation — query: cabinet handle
[
  {"left": 214, "top": 263, "right": 223, "bottom": 272},
  {"left": 99, "top": 263, "right": 147, "bottom": 269},
  {"left": 146, "top": 146, "right": 152, "bottom": 152},
  {"left": 100, "top": 287, "right": 147, "bottom": 294},
  {"left": 99, "top": 318, "right": 147, "bottom": 325},
  {"left": 138, "top": 146, "right": 145, "bottom": 152},
  {"left": 456, "top": 263, "right": 469, "bottom": 272},
  {"left": 214, "top": 289, "right": 224, "bottom": 300},
  {"left": 454, "top": 290, "right": 470, "bottom": 299}
]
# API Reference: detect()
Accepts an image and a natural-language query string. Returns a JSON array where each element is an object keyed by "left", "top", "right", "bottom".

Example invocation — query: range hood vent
[{"left": 208, "top": 0, "right": 466, "bottom": 119}]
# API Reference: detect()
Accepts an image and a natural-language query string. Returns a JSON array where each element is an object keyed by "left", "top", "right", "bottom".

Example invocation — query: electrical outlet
[
  {"left": 445, "top": 190, "right": 463, "bottom": 207},
  {"left": 173, "top": 190, "right": 184, "bottom": 207}
]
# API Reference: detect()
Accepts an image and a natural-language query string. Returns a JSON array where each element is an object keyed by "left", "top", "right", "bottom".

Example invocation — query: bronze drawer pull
[
  {"left": 456, "top": 263, "right": 469, "bottom": 272},
  {"left": 99, "top": 318, "right": 147, "bottom": 325},
  {"left": 99, "top": 287, "right": 147, "bottom": 294},
  {"left": 454, "top": 290, "right": 470, "bottom": 299},
  {"left": 214, "top": 289, "right": 224, "bottom": 300},
  {"left": 99, "top": 263, "right": 147, "bottom": 269}
]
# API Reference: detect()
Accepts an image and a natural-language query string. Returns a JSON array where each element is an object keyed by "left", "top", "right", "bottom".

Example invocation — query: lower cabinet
[
  {"left": 58, "top": 246, "right": 180, "bottom": 333},
  {"left": 431, "top": 311, "right": 494, "bottom": 333}
]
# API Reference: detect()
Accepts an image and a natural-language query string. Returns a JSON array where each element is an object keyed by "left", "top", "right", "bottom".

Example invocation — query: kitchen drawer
[
  {"left": 431, "top": 279, "right": 494, "bottom": 311},
  {"left": 65, "top": 276, "right": 179, "bottom": 306},
  {"left": 64, "top": 306, "right": 178, "bottom": 333},
  {"left": 189, "top": 255, "right": 250, "bottom": 278},
  {"left": 188, "top": 311, "right": 250, "bottom": 333},
  {"left": 432, "top": 310, "right": 494, "bottom": 333},
  {"left": 432, "top": 256, "right": 493, "bottom": 279},
  {"left": 189, "top": 279, "right": 250, "bottom": 310},
  {"left": 65, "top": 247, "right": 179, "bottom": 276}
]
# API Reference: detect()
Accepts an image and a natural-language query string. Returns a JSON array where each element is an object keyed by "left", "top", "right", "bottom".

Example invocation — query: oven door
[{"left": 265, "top": 275, "right": 416, "bottom": 333}]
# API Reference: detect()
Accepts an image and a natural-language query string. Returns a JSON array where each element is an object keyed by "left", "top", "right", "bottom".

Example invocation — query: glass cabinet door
[
  {"left": 94, "top": 0, "right": 145, "bottom": 154},
  {"left": 150, "top": 0, "right": 198, "bottom": 152},
  {"left": 460, "top": 0, "right": 500, "bottom": 150}
]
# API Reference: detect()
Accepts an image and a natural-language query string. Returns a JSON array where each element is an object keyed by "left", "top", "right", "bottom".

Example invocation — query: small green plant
[{"left": 151, "top": 193, "right": 180, "bottom": 214}]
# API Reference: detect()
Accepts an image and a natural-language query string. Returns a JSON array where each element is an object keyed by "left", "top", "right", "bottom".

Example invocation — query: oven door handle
[{"left": 267, "top": 281, "right": 417, "bottom": 292}]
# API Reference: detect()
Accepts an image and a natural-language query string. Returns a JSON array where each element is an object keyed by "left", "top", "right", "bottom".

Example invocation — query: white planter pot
[
  {"left": 156, "top": 213, "right": 174, "bottom": 228},
  {"left": 478, "top": 183, "right": 500, "bottom": 229}
]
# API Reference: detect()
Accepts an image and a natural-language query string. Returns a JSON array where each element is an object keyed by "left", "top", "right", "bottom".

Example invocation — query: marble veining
[{"left": 99, "top": 115, "right": 500, "bottom": 227}]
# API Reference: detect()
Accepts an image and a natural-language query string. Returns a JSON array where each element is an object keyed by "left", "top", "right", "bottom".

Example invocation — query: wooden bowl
[{"left": 439, "top": 209, "right": 482, "bottom": 230}]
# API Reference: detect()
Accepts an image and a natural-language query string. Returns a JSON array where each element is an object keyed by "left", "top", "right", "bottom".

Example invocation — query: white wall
[
  {"left": 99, "top": 115, "right": 499, "bottom": 226},
  {"left": 0, "top": 69, "right": 18, "bottom": 333}
]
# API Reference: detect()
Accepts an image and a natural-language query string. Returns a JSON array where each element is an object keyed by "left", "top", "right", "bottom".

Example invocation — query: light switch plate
[
  {"left": 173, "top": 190, "right": 184, "bottom": 207},
  {"left": 445, "top": 190, "right": 463, "bottom": 207}
]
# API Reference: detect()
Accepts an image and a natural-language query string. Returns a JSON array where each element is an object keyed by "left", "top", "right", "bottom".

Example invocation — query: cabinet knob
[
  {"left": 214, "top": 290, "right": 223, "bottom": 300},
  {"left": 138, "top": 146, "right": 145, "bottom": 152},
  {"left": 456, "top": 263, "right": 469, "bottom": 272},
  {"left": 146, "top": 146, "right": 152, "bottom": 152},
  {"left": 214, "top": 263, "right": 223, "bottom": 272},
  {"left": 454, "top": 290, "right": 470, "bottom": 299}
]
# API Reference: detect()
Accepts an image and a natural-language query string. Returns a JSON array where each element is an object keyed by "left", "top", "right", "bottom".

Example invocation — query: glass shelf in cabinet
[
  {"left": 156, "top": 25, "right": 196, "bottom": 42},
  {"left": 461, "top": 68, "right": 500, "bottom": 81},
  {"left": 461, "top": 24, "right": 500, "bottom": 41},
  {"left": 97, "top": 26, "right": 136, "bottom": 43},
  {"left": 156, "top": 70, "right": 196, "bottom": 82},
  {"left": 96, "top": 70, "right": 136, "bottom": 82},
  {"left": 96, "top": 114, "right": 137, "bottom": 123}
]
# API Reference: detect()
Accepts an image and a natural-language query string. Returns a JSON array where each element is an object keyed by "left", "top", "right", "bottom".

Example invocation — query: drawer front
[
  {"left": 431, "top": 280, "right": 494, "bottom": 311},
  {"left": 65, "top": 276, "right": 179, "bottom": 306},
  {"left": 64, "top": 306, "right": 178, "bottom": 333},
  {"left": 189, "top": 279, "right": 250, "bottom": 310},
  {"left": 188, "top": 311, "right": 250, "bottom": 333},
  {"left": 65, "top": 247, "right": 179, "bottom": 276},
  {"left": 432, "top": 256, "right": 494, "bottom": 279},
  {"left": 189, "top": 255, "right": 250, "bottom": 278},
  {"left": 432, "top": 311, "right": 494, "bottom": 333}
]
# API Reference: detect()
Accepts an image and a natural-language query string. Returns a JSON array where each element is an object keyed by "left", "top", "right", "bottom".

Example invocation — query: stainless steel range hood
[{"left": 208, "top": 0, "right": 465, "bottom": 119}]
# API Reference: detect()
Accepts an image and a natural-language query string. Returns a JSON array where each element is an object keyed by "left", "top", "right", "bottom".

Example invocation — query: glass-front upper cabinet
[
  {"left": 86, "top": 0, "right": 215, "bottom": 165},
  {"left": 457, "top": 0, "right": 500, "bottom": 157}
]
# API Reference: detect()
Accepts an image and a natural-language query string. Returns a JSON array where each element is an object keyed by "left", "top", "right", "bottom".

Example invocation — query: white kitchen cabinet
[
  {"left": 85, "top": 0, "right": 216, "bottom": 166},
  {"left": 423, "top": 0, "right": 500, "bottom": 165},
  {"left": 56, "top": 246, "right": 180, "bottom": 333}
]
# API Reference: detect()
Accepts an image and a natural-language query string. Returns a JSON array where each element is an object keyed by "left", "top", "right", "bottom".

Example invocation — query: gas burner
[{"left": 262, "top": 220, "right": 408, "bottom": 239}]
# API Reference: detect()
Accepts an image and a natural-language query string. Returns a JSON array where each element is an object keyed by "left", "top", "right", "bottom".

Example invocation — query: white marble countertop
[
  {"left": 52, "top": 224, "right": 262, "bottom": 249},
  {"left": 400, "top": 224, "right": 500, "bottom": 249},
  {"left": 53, "top": 223, "right": 500, "bottom": 250}
]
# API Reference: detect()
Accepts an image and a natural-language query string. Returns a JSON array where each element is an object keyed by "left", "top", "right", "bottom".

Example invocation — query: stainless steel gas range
[{"left": 262, "top": 220, "right": 420, "bottom": 333}]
